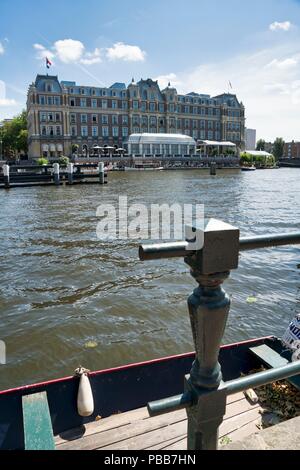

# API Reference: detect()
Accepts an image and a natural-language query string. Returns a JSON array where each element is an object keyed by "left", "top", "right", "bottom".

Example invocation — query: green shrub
[
  {"left": 57, "top": 156, "right": 69, "bottom": 167},
  {"left": 72, "top": 144, "right": 79, "bottom": 153},
  {"left": 37, "top": 157, "right": 49, "bottom": 166}
]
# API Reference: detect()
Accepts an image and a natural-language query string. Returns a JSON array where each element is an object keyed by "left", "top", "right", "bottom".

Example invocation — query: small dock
[
  {"left": 55, "top": 392, "right": 262, "bottom": 450},
  {"left": 0, "top": 162, "right": 107, "bottom": 189}
]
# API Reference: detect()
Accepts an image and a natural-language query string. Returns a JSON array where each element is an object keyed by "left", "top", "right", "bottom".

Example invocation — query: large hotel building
[{"left": 27, "top": 74, "right": 245, "bottom": 159}]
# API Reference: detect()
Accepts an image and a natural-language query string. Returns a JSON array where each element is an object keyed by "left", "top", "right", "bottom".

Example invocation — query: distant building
[
  {"left": 264, "top": 142, "right": 274, "bottom": 154},
  {"left": 245, "top": 128, "right": 256, "bottom": 150},
  {"left": 283, "top": 141, "right": 300, "bottom": 159},
  {"left": 27, "top": 74, "right": 246, "bottom": 159}
]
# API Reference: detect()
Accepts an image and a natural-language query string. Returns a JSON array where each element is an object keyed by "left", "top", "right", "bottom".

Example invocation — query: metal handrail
[
  {"left": 139, "top": 224, "right": 300, "bottom": 449},
  {"left": 148, "top": 360, "right": 300, "bottom": 417},
  {"left": 139, "top": 232, "right": 300, "bottom": 260}
]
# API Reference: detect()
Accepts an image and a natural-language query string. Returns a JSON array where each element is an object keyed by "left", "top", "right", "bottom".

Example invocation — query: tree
[
  {"left": 273, "top": 137, "right": 285, "bottom": 161},
  {"left": 256, "top": 139, "right": 265, "bottom": 151},
  {"left": 0, "top": 110, "right": 28, "bottom": 160}
]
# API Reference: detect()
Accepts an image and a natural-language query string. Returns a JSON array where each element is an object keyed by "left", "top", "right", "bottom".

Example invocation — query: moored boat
[
  {"left": 241, "top": 165, "right": 256, "bottom": 171},
  {"left": 0, "top": 335, "right": 294, "bottom": 450},
  {"left": 124, "top": 165, "right": 164, "bottom": 171}
]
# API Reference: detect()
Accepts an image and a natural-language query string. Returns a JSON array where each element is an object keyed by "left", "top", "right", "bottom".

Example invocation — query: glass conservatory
[{"left": 124, "top": 133, "right": 197, "bottom": 156}]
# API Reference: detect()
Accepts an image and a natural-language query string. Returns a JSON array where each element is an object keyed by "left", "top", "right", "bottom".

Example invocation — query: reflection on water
[{"left": 0, "top": 168, "right": 299, "bottom": 390}]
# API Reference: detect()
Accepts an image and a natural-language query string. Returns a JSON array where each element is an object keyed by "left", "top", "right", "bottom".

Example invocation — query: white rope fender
[{"left": 75, "top": 367, "right": 94, "bottom": 417}]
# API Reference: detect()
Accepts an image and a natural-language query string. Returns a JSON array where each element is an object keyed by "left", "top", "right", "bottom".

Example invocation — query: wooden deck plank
[
  {"left": 55, "top": 392, "right": 245, "bottom": 447},
  {"left": 96, "top": 402, "right": 261, "bottom": 450},
  {"left": 57, "top": 410, "right": 187, "bottom": 450},
  {"left": 146, "top": 434, "right": 188, "bottom": 450},
  {"left": 56, "top": 393, "right": 262, "bottom": 451},
  {"left": 55, "top": 406, "right": 148, "bottom": 446},
  {"left": 98, "top": 420, "right": 187, "bottom": 450},
  {"left": 163, "top": 437, "right": 187, "bottom": 450},
  {"left": 162, "top": 408, "right": 262, "bottom": 451},
  {"left": 22, "top": 392, "right": 55, "bottom": 451},
  {"left": 219, "top": 419, "right": 261, "bottom": 447},
  {"left": 219, "top": 407, "right": 261, "bottom": 437}
]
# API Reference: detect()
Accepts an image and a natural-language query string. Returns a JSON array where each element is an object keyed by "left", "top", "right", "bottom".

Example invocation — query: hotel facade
[{"left": 27, "top": 74, "right": 246, "bottom": 159}]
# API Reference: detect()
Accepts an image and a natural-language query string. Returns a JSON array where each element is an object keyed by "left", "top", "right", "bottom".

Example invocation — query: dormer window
[{"left": 46, "top": 84, "right": 52, "bottom": 92}]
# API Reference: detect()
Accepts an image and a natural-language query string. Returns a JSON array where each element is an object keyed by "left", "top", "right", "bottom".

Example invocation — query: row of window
[
  {"left": 41, "top": 125, "right": 62, "bottom": 136},
  {"left": 68, "top": 87, "right": 221, "bottom": 106},
  {"left": 227, "top": 122, "right": 241, "bottom": 130},
  {"left": 38, "top": 94, "right": 241, "bottom": 116},
  {"left": 69, "top": 87, "right": 127, "bottom": 98},
  {"left": 39, "top": 125, "right": 241, "bottom": 142},
  {"left": 69, "top": 114, "right": 224, "bottom": 129},
  {"left": 68, "top": 126, "right": 237, "bottom": 141},
  {"left": 40, "top": 112, "right": 61, "bottom": 122},
  {"left": 39, "top": 96, "right": 61, "bottom": 106},
  {"left": 72, "top": 126, "right": 128, "bottom": 138},
  {"left": 71, "top": 114, "right": 129, "bottom": 125},
  {"left": 226, "top": 133, "right": 241, "bottom": 142},
  {"left": 68, "top": 98, "right": 227, "bottom": 115}
]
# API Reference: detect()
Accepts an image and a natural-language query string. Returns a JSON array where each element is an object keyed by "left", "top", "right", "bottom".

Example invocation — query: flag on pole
[{"left": 46, "top": 57, "right": 52, "bottom": 69}]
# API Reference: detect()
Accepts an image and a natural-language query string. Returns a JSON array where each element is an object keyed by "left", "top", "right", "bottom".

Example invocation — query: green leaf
[
  {"left": 84, "top": 340, "right": 98, "bottom": 349},
  {"left": 247, "top": 296, "right": 257, "bottom": 304}
]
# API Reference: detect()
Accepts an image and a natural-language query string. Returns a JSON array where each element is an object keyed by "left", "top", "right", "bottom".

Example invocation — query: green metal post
[{"left": 183, "top": 219, "right": 240, "bottom": 450}]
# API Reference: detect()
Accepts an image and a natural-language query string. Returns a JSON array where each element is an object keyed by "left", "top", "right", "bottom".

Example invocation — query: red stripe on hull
[{"left": 0, "top": 336, "right": 273, "bottom": 396}]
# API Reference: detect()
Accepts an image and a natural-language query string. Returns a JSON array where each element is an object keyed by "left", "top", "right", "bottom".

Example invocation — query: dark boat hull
[{"left": 0, "top": 336, "right": 282, "bottom": 450}]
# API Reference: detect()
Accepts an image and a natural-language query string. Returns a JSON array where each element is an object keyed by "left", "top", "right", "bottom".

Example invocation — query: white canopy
[
  {"left": 126, "top": 133, "right": 196, "bottom": 146},
  {"left": 197, "top": 140, "right": 236, "bottom": 147},
  {"left": 244, "top": 150, "right": 272, "bottom": 156}
]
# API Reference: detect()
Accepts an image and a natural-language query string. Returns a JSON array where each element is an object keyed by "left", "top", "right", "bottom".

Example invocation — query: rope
[{"left": 74, "top": 366, "right": 90, "bottom": 376}]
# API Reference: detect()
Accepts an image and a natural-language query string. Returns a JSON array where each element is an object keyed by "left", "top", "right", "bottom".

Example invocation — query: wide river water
[{"left": 0, "top": 168, "right": 299, "bottom": 390}]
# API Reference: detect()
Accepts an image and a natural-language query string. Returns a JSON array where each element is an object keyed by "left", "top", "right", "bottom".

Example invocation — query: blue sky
[{"left": 1, "top": 0, "right": 300, "bottom": 140}]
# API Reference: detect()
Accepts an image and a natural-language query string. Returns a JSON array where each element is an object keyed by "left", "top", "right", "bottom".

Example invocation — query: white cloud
[
  {"left": 54, "top": 39, "right": 85, "bottom": 64},
  {"left": 0, "top": 98, "right": 17, "bottom": 106},
  {"left": 33, "top": 40, "right": 103, "bottom": 66},
  {"left": 106, "top": 42, "right": 146, "bottom": 61},
  {"left": 154, "top": 73, "right": 182, "bottom": 89},
  {"left": 269, "top": 21, "right": 292, "bottom": 32},
  {"left": 34, "top": 43, "right": 55, "bottom": 61},
  {"left": 0, "top": 42, "right": 4, "bottom": 55},
  {"left": 263, "top": 83, "right": 289, "bottom": 95},
  {"left": 80, "top": 48, "right": 102, "bottom": 65},
  {"left": 0, "top": 81, "right": 18, "bottom": 107},
  {"left": 171, "top": 43, "right": 300, "bottom": 141},
  {"left": 33, "top": 39, "right": 147, "bottom": 67},
  {"left": 266, "top": 57, "right": 297, "bottom": 68}
]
